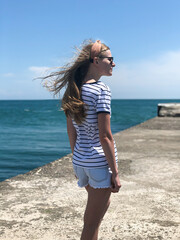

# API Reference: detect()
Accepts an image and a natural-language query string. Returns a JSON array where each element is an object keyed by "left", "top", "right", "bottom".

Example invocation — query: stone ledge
[{"left": 158, "top": 103, "right": 180, "bottom": 117}]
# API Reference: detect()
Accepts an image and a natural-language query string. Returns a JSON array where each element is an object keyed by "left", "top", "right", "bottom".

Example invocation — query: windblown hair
[{"left": 42, "top": 40, "right": 109, "bottom": 124}]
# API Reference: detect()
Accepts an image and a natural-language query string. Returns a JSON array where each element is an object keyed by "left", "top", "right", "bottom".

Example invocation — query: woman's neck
[{"left": 84, "top": 67, "right": 101, "bottom": 83}]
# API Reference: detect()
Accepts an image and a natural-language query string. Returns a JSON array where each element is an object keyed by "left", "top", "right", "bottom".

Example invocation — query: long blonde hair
[{"left": 42, "top": 40, "right": 109, "bottom": 124}]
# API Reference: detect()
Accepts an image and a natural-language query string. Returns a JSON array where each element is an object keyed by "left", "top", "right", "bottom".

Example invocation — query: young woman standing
[{"left": 43, "top": 40, "right": 121, "bottom": 240}]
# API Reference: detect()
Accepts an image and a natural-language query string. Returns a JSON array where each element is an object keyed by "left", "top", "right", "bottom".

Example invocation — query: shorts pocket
[{"left": 88, "top": 168, "right": 108, "bottom": 182}]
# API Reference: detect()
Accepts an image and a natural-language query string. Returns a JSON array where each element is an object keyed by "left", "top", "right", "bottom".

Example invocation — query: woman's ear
[{"left": 94, "top": 57, "right": 98, "bottom": 64}]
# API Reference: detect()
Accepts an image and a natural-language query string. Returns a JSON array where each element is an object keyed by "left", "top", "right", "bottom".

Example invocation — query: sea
[{"left": 0, "top": 99, "right": 180, "bottom": 182}]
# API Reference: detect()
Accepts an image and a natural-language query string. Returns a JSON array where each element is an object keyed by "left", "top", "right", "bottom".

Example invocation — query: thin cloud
[
  {"left": 29, "top": 66, "right": 50, "bottom": 77},
  {"left": 106, "top": 50, "right": 180, "bottom": 98},
  {"left": 3, "top": 73, "right": 14, "bottom": 77}
]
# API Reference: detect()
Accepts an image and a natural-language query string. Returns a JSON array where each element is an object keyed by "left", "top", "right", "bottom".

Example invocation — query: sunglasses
[{"left": 98, "top": 56, "right": 114, "bottom": 64}]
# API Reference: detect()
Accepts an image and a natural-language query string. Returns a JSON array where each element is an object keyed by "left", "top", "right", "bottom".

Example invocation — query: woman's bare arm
[
  {"left": 66, "top": 116, "right": 77, "bottom": 153},
  {"left": 98, "top": 113, "right": 121, "bottom": 192}
]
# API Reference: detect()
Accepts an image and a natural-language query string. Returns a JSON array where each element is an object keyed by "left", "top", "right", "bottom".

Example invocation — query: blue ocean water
[{"left": 0, "top": 99, "right": 180, "bottom": 182}]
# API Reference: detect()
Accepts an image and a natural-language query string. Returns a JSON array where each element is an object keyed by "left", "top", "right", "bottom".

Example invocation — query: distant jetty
[
  {"left": 0, "top": 103, "right": 180, "bottom": 240},
  {"left": 158, "top": 103, "right": 180, "bottom": 117}
]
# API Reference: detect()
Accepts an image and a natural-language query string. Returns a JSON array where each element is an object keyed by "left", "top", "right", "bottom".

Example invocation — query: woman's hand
[{"left": 111, "top": 173, "right": 121, "bottom": 193}]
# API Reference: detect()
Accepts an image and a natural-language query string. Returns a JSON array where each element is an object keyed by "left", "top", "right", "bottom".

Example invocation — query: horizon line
[{"left": 0, "top": 98, "right": 180, "bottom": 101}]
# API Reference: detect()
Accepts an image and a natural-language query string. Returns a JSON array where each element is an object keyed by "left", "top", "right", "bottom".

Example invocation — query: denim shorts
[{"left": 73, "top": 165, "right": 112, "bottom": 189}]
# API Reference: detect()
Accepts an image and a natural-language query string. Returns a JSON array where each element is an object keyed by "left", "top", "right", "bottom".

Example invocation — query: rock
[{"left": 158, "top": 103, "right": 180, "bottom": 117}]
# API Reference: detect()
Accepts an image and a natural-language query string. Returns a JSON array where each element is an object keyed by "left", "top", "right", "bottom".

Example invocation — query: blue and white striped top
[{"left": 72, "top": 80, "right": 118, "bottom": 168}]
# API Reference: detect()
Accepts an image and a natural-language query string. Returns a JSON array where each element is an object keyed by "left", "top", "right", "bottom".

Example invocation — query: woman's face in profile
[{"left": 97, "top": 50, "right": 115, "bottom": 76}]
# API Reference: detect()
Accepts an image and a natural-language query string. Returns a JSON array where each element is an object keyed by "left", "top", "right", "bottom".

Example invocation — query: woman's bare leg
[{"left": 80, "top": 185, "right": 111, "bottom": 240}]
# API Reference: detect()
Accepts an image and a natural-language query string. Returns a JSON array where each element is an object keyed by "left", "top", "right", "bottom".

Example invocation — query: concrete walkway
[{"left": 0, "top": 117, "right": 180, "bottom": 240}]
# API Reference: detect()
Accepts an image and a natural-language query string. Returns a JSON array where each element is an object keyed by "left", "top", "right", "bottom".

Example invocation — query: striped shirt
[{"left": 72, "top": 80, "right": 118, "bottom": 168}]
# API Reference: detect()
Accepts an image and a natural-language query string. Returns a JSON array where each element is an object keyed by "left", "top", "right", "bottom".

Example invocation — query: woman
[{"left": 43, "top": 40, "right": 121, "bottom": 240}]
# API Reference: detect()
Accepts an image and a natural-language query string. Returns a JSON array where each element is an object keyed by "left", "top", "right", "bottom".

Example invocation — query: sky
[{"left": 1, "top": 0, "right": 180, "bottom": 99}]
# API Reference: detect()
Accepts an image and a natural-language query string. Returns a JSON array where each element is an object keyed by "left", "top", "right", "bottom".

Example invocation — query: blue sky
[{"left": 1, "top": 0, "right": 180, "bottom": 99}]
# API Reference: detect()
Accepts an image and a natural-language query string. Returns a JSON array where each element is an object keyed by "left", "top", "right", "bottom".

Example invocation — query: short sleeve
[{"left": 96, "top": 88, "right": 111, "bottom": 114}]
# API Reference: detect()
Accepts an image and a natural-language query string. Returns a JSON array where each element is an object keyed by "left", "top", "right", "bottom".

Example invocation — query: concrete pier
[{"left": 0, "top": 116, "right": 180, "bottom": 239}]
